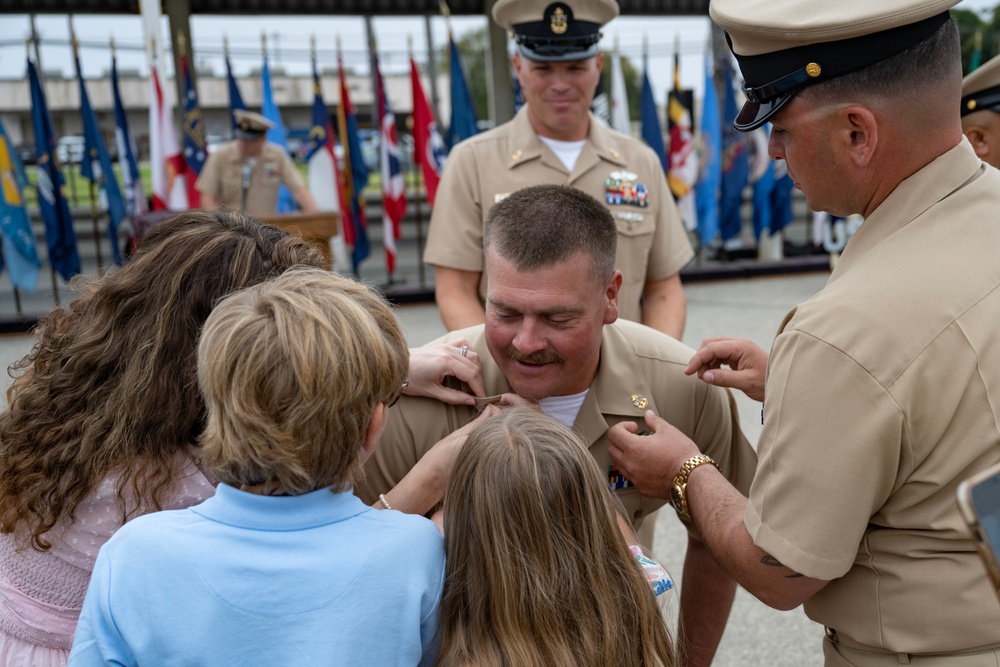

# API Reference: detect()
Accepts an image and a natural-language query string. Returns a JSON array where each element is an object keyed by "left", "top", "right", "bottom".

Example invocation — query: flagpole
[
  {"left": 407, "top": 36, "right": 427, "bottom": 289},
  {"left": 26, "top": 35, "right": 61, "bottom": 308},
  {"left": 70, "top": 20, "right": 105, "bottom": 274}
]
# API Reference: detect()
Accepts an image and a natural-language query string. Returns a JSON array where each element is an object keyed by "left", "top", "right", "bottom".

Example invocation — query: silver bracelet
[{"left": 378, "top": 493, "right": 392, "bottom": 510}]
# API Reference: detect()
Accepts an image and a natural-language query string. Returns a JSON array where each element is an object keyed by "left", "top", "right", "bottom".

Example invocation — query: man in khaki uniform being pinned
[
  {"left": 196, "top": 109, "right": 317, "bottom": 215},
  {"left": 425, "top": 0, "right": 692, "bottom": 340},
  {"left": 961, "top": 54, "right": 1000, "bottom": 169},
  {"left": 608, "top": 1, "right": 1000, "bottom": 665},
  {"left": 360, "top": 184, "right": 756, "bottom": 667}
]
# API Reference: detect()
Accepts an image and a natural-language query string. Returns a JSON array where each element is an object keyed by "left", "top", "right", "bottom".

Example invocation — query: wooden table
[{"left": 256, "top": 211, "right": 340, "bottom": 270}]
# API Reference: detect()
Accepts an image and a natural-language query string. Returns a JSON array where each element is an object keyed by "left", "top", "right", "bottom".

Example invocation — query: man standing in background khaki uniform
[
  {"left": 425, "top": 0, "right": 692, "bottom": 340},
  {"left": 961, "top": 54, "right": 1000, "bottom": 169},
  {"left": 608, "top": 1, "right": 1000, "bottom": 665},
  {"left": 196, "top": 110, "right": 317, "bottom": 215}
]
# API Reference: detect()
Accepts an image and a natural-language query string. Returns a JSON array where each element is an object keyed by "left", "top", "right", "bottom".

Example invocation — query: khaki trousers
[{"left": 824, "top": 635, "right": 1000, "bottom": 666}]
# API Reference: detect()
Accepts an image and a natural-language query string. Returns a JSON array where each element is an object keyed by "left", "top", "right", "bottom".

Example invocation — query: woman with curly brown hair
[
  {"left": 436, "top": 406, "right": 677, "bottom": 667},
  {"left": 0, "top": 209, "right": 326, "bottom": 666}
]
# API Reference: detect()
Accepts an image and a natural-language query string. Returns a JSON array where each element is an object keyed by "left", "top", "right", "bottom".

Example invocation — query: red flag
[
  {"left": 375, "top": 56, "right": 406, "bottom": 274},
  {"left": 409, "top": 57, "right": 446, "bottom": 206},
  {"left": 306, "top": 60, "right": 352, "bottom": 262},
  {"left": 149, "top": 61, "right": 188, "bottom": 211}
]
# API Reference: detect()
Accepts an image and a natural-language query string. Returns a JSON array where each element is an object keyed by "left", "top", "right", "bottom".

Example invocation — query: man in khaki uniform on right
[
  {"left": 606, "top": 0, "right": 1000, "bottom": 664},
  {"left": 961, "top": 54, "right": 1000, "bottom": 169}
]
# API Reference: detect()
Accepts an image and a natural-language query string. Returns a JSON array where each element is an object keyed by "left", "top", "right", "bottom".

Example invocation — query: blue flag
[
  {"left": 513, "top": 75, "right": 524, "bottom": 112},
  {"left": 261, "top": 56, "right": 297, "bottom": 213},
  {"left": 111, "top": 54, "right": 146, "bottom": 222},
  {"left": 29, "top": 60, "right": 80, "bottom": 281},
  {"left": 337, "top": 54, "right": 370, "bottom": 273},
  {"left": 0, "top": 117, "right": 42, "bottom": 291},
  {"left": 180, "top": 54, "right": 207, "bottom": 208},
  {"left": 447, "top": 36, "right": 479, "bottom": 148},
  {"left": 640, "top": 58, "right": 668, "bottom": 174},
  {"left": 769, "top": 166, "right": 794, "bottom": 235},
  {"left": 752, "top": 137, "right": 776, "bottom": 240},
  {"left": 225, "top": 54, "right": 247, "bottom": 130},
  {"left": 720, "top": 60, "right": 749, "bottom": 242},
  {"left": 694, "top": 54, "right": 721, "bottom": 247},
  {"left": 76, "top": 55, "right": 127, "bottom": 265}
]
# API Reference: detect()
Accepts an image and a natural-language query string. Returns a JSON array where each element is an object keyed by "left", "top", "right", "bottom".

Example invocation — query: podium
[{"left": 255, "top": 211, "right": 340, "bottom": 270}]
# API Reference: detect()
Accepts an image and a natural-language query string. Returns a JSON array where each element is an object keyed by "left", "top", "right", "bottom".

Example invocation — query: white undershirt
[
  {"left": 538, "top": 389, "right": 589, "bottom": 428},
  {"left": 538, "top": 136, "right": 586, "bottom": 173}
]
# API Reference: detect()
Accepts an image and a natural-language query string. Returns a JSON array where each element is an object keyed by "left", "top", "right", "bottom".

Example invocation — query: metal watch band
[{"left": 675, "top": 454, "right": 720, "bottom": 484}]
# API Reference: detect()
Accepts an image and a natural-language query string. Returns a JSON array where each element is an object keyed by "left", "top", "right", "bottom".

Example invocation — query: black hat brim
[
  {"left": 516, "top": 41, "right": 600, "bottom": 63},
  {"left": 735, "top": 91, "right": 796, "bottom": 132},
  {"left": 235, "top": 129, "right": 266, "bottom": 141}
]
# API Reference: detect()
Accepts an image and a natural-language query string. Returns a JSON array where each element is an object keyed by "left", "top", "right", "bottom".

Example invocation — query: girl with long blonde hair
[{"left": 437, "top": 407, "right": 676, "bottom": 667}]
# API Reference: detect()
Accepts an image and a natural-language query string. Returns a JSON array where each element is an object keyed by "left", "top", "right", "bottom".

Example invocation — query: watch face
[{"left": 670, "top": 483, "right": 686, "bottom": 514}]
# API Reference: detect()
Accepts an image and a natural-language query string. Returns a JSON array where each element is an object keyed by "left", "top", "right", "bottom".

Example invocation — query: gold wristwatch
[{"left": 670, "top": 455, "right": 720, "bottom": 519}]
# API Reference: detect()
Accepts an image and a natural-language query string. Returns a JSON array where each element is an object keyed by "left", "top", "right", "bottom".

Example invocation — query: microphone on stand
[{"left": 240, "top": 158, "right": 256, "bottom": 212}]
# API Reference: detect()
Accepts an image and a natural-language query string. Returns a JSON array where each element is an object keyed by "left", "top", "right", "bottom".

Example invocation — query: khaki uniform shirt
[
  {"left": 358, "top": 320, "right": 756, "bottom": 527},
  {"left": 746, "top": 139, "right": 1000, "bottom": 654},
  {"left": 195, "top": 142, "right": 304, "bottom": 214},
  {"left": 424, "top": 108, "right": 694, "bottom": 323}
]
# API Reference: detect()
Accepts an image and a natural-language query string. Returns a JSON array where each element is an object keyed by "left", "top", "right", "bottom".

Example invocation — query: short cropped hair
[
  {"left": 801, "top": 18, "right": 960, "bottom": 105},
  {"left": 197, "top": 268, "right": 408, "bottom": 495},
  {"left": 483, "top": 184, "right": 617, "bottom": 284}
]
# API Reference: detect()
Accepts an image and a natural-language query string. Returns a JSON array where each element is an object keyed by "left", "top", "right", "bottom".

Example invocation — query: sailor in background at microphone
[{"left": 196, "top": 109, "right": 318, "bottom": 215}]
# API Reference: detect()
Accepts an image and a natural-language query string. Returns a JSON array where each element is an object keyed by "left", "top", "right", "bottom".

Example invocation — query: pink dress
[{"left": 0, "top": 451, "right": 215, "bottom": 667}]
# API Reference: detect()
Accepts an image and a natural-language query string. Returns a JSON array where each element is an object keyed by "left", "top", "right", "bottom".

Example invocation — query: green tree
[
  {"left": 599, "top": 51, "right": 642, "bottom": 122},
  {"left": 954, "top": 6, "right": 1000, "bottom": 75}
]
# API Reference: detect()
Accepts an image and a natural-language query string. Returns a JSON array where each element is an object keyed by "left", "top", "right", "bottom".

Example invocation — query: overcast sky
[{"left": 0, "top": 0, "right": 995, "bottom": 108}]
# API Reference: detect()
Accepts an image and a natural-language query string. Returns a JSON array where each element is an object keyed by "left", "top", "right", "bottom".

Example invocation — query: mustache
[{"left": 501, "top": 346, "right": 564, "bottom": 365}]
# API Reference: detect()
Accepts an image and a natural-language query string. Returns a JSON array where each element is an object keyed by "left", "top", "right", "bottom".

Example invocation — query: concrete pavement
[{"left": 0, "top": 271, "right": 832, "bottom": 665}]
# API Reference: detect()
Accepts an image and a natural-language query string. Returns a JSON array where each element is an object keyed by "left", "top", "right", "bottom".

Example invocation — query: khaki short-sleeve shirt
[
  {"left": 195, "top": 142, "right": 305, "bottom": 214},
  {"left": 358, "top": 320, "right": 756, "bottom": 528},
  {"left": 745, "top": 139, "right": 1000, "bottom": 654},
  {"left": 424, "top": 108, "right": 694, "bottom": 323}
]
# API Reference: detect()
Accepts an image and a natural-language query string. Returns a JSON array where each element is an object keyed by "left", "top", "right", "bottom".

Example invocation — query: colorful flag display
[
  {"left": 639, "top": 56, "right": 667, "bottom": 173},
  {"left": 76, "top": 52, "right": 127, "bottom": 265},
  {"left": 337, "top": 50, "right": 370, "bottom": 273},
  {"left": 261, "top": 55, "right": 297, "bottom": 213},
  {"left": 0, "top": 117, "right": 41, "bottom": 291},
  {"left": 29, "top": 59, "right": 81, "bottom": 281},
  {"left": 180, "top": 54, "right": 207, "bottom": 208},
  {"left": 610, "top": 52, "right": 631, "bottom": 134},
  {"left": 752, "top": 147, "right": 795, "bottom": 239},
  {"left": 410, "top": 57, "right": 447, "bottom": 206},
  {"left": 305, "top": 55, "right": 350, "bottom": 272},
  {"left": 667, "top": 49, "right": 698, "bottom": 232},
  {"left": 149, "top": 60, "right": 188, "bottom": 211},
  {"left": 720, "top": 59, "right": 749, "bottom": 242},
  {"left": 374, "top": 54, "right": 406, "bottom": 275},
  {"left": 694, "top": 53, "right": 721, "bottom": 247},
  {"left": 447, "top": 36, "right": 479, "bottom": 148},
  {"left": 111, "top": 53, "right": 146, "bottom": 221}
]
